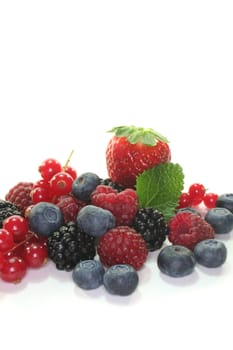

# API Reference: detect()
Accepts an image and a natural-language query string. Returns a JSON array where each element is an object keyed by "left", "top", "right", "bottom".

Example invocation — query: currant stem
[
  {"left": 63, "top": 150, "right": 74, "bottom": 170},
  {"left": 4, "top": 232, "right": 38, "bottom": 257}
]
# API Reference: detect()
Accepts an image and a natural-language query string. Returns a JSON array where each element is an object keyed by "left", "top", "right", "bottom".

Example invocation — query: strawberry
[{"left": 106, "top": 125, "right": 171, "bottom": 188}]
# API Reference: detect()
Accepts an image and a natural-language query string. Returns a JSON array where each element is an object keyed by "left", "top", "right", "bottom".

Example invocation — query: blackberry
[
  {"left": 47, "top": 221, "right": 96, "bottom": 271},
  {"left": 0, "top": 200, "right": 22, "bottom": 228},
  {"left": 132, "top": 208, "right": 167, "bottom": 251},
  {"left": 99, "top": 178, "right": 125, "bottom": 192}
]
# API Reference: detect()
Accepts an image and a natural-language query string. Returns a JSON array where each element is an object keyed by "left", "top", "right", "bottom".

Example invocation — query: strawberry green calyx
[{"left": 108, "top": 125, "right": 169, "bottom": 146}]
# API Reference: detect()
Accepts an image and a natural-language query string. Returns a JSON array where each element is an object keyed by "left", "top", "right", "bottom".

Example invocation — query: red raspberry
[
  {"left": 168, "top": 212, "right": 215, "bottom": 250},
  {"left": 55, "top": 194, "right": 86, "bottom": 223},
  {"left": 97, "top": 226, "right": 148, "bottom": 270},
  {"left": 5, "top": 182, "right": 34, "bottom": 213},
  {"left": 91, "top": 185, "right": 139, "bottom": 226}
]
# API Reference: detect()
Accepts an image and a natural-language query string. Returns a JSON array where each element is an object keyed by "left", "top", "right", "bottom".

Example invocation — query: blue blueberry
[
  {"left": 204, "top": 207, "right": 233, "bottom": 234},
  {"left": 157, "top": 245, "right": 196, "bottom": 277},
  {"left": 216, "top": 193, "right": 233, "bottom": 214},
  {"left": 29, "top": 202, "right": 63, "bottom": 237},
  {"left": 72, "top": 260, "right": 105, "bottom": 290},
  {"left": 72, "top": 172, "right": 100, "bottom": 201},
  {"left": 76, "top": 205, "right": 115, "bottom": 237},
  {"left": 193, "top": 239, "right": 227, "bottom": 268},
  {"left": 103, "top": 264, "right": 139, "bottom": 296}
]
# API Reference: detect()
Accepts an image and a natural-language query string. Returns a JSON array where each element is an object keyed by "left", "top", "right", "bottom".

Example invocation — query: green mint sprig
[{"left": 136, "top": 163, "right": 184, "bottom": 222}]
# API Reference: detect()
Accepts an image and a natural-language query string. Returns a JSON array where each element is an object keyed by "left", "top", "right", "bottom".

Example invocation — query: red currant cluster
[
  {"left": 0, "top": 153, "right": 79, "bottom": 283},
  {"left": 0, "top": 216, "right": 48, "bottom": 283},
  {"left": 31, "top": 155, "right": 77, "bottom": 204},
  {"left": 178, "top": 183, "right": 218, "bottom": 209}
]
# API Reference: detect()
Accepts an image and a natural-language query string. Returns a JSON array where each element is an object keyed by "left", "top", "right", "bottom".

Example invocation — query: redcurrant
[
  {"left": 22, "top": 242, "right": 48, "bottom": 268},
  {"left": 38, "top": 158, "right": 62, "bottom": 181},
  {"left": 203, "top": 192, "right": 218, "bottom": 209},
  {"left": 49, "top": 171, "right": 73, "bottom": 196},
  {"left": 188, "top": 183, "right": 205, "bottom": 206},
  {"left": 30, "top": 187, "right": 50, "bottom": 204},
  {"left": 33, "top": 179, "right": 50, "bottom": 191},
  {"left": 0, "top": 228, "right": 14, "bottom": 253},
  {"left": 64, "top": 165, "right": 77, "bottom": 180},
  {"left": 177, "top": 192, "right": 192, "bottom": 208},
  {"left": 0, "top": 252, "right": 4, "bottom": 270},
  {"left": 3, "top": 215, "right": 29, "bottom": 243},
  {"left": 1, "top": 256, "right": 27, "bottom": 283}
]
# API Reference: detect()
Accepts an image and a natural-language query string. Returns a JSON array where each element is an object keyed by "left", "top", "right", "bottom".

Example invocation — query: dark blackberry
[
  {"left": 100, "top": 178, "right": 125, "bottom": 192},
  {"left": 0, "top": 200, "right": 22, "bottom": 228},
  {"left": 47, "top": 221, "right": 96, "bottom": 271},
  {"left": 132, "top": 208, "right": 168, "bottom": 251}
]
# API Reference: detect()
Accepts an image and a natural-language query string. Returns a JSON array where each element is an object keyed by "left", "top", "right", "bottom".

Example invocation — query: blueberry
[
  {"left": 157, "top": 245, "right": 196, "bottom": 277},
  {"left": 193, "top": 239, "right": 227, "bottom": 268},
  {"left": 29, "top": 202, "right": 63, "bottom": 237},
  {"left": 72, "top": 172, "right": 100, "bottom": 201},
  {"left": 72, "top": 260, "right": 105, "bottom": 290},
  {"left": 76, "top": 205, "right": 115, "bottom": 237},
  {"left": 216, "top": 193, "right": 233, "bottom": 214},
  {"left": 205, "top": 207, "right": 233, "bottom": 234},
  {"left": 103, "top": 264, "right": 139, "bottom": 296}
]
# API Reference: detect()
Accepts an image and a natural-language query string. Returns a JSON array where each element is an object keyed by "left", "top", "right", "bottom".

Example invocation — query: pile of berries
[{"left": 0, "top": 125, "right": 232, "bottom": 297}]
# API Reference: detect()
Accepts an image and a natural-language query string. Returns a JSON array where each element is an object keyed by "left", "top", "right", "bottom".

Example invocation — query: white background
[{"left": 0, "top": 1, "right": 233, "bottom": 349}]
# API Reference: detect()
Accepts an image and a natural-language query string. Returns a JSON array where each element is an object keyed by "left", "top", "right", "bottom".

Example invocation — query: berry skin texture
[
  {"left": 204, "top": 208, "right": 233, "bottom": 234},
  {"left": 132, "top": 208, "right": 167, "bottom": 251},
  {"left": 38, "top": 158, "right": 62, "bottom": 181},
  {"left": 5, "top": 182, "right": 34, "bottom": 213},
  {"left": 91, "top": 185, "right": 139, "bottom": 226},
  {"left": 97, "top": 226, "right": 148, "bottom": 270},
  {"left": 0, "top": 228, "right": 14, "bottom": 252},
  {"left": 103, "top": 264, "right": 139, "bottom": 296},
  {"left": 1, "top": 256, "right": 27, "bottom": 283},
  {"left": 29, "top": 202, "right": 63, "bottom": 237},
  {"left": 47, "top": 221, "right": 96, "bottom": 271},
  {"left": 3, "top": 215, "right": 29, "bottom": 243},
  {"left": 77, "top": 205, "right": 116, "bottom": 238},
  {"left": 22, "top": 242, "right": 48, "bottom": 268},
  {"left": 72, "top": 172, "right": 100, "bottom": 202},
  {"left": 193, "top": 239, "right": 227, "bottom": 268},
  {"left": 203, "top": 193, "right": 218, "bottom": 209},
  {"left": 72, "top": 260, "right": 105, "bottom": 290},
  {"left": 55, "top": 194, "right": 86, "bottom": 223},
  {"left": 157, "top": 245, "right": 196, "bottom": 277},
  {"left": 49, "top": 171, "right": 74, "bottom": 197},
  {"left": 177, "top": 192, "right": 192, "bottom": 209},
  {"left": 106, "top": 126, "right": 171, "bottom": 188},
  {"left": 216, "top": 193, "right": 233, "bottom": 213},
  {"left": 188, "top": 183, "right": 205, "bottom": 206},
  {"left": 168, "top": 212, "right": 215, "bottom": 250}
]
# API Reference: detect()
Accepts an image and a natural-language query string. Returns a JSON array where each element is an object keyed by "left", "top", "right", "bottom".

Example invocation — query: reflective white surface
[{"left": 0, "top": 1, "right": 233, "bottom": 349}]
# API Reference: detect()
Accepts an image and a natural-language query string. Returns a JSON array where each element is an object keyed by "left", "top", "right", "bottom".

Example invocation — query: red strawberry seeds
[
  {"left": 97, "top": 226, "right": 148, "bottom": 270},
  {"left": 168, "top": 212, "right": 215, "bottom": 250},
  {"left": 106, "top": 126, "right": 171, "bottom": 188}
]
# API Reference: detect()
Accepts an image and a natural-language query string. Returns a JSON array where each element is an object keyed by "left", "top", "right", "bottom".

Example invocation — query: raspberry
[
  {"left": 97, "top": 226, "right": 148, "bottom": 270},
  {"left": 5, "top": 182, "right": 34, "bottom": 213},
  {"left": 55, "top": 194, "right": 86, "bottom": 223},
  {"left": 168, "top": 212, "right": 215, "bottom": 250},
  {"left": 91, "top": 185, "right": 139, "bottom": 226}
]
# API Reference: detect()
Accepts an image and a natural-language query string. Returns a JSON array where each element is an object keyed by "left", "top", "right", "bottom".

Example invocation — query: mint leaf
[{"left": 136, "top": 163, "right": 184, "bottom": 222}]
